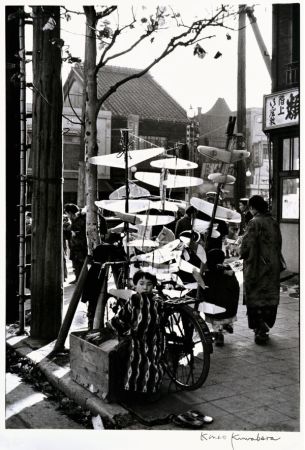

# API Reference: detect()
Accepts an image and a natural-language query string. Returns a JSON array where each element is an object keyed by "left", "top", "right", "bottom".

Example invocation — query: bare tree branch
[
  {"left": 96, "top": 7, "right": 226, "bottom": 111},
  {"left": 95, "top": 18, "right": 138, "bottom": 73},
  {"left": 96, "top": 6, "right": 118, "bottom": 20}
]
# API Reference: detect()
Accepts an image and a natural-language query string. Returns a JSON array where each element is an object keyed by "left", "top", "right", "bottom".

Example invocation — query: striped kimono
[{"left": 110, "top": 293, "right": 165, "bottom": 394}]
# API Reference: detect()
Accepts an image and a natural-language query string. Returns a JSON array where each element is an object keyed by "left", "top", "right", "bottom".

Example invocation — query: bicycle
[
  {"left": 160, "top": 295, "right": 213, "bottom": 391},
  {"left": 98, "top": 262, "right": 213, "bottom": 391}
]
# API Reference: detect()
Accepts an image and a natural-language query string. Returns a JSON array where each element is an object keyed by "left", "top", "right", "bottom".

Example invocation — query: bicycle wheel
[{"left": 163, "top": 304, "right": 212, "bottom": 390}]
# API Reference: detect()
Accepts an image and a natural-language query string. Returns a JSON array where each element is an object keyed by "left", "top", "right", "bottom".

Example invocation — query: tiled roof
[
  {"left": 203, "top": 97, "right": 232, "bottom": 116},
  {"left": 72, "top": 65, "right": 188, "bottom": 123}
]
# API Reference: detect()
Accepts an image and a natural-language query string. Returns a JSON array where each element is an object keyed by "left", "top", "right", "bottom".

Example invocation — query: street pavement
[
  {"left": 6, "top": 262, "right": 300, "bottom": 431},
  {"left": 5, "top": 372, "right": 85, "bottom": 429}
]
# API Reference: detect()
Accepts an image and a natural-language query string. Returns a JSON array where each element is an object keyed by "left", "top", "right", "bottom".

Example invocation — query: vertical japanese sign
[{"left": 263, "top": 88, "right": 299, "bottom": 131}]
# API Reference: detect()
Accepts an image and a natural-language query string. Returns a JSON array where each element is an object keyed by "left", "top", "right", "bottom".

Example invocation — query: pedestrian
[
  {"left": 106, "top": 270, "right": 165, "bottom": 401},
  {"left": 201, "top": 249, "right": 240, "bottom": 346},
  {"left": 238, "top": 198, "right": 253, "bottom": 235},
  {"left": 224, "top": 223, "right": 240, "bottom": 258},
  {"left": 240, "top": 195, "right": 282, "bottom": 345},
  {"left": 64, "top": 203, "right": 87, "bottom": 283},
  {"left": 81, "top": 237, "right": 127, "bottom": 330},
  {"left": 62, "top": 213, "right": 71, "bottom": 281},
  {"left": 175, "top": 205, "right": 196, "bottom": 238},
  {"left": 199, "top": 192, "right": 229, "bottom": 252}
]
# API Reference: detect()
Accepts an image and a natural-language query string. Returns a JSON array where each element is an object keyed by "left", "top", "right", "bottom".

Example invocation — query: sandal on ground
[
  {"left": 186, "top": 410, "right": 214, "bottom": 424},
  {"left": 171, "top": 413, "right": 205, "bottom": 429}
]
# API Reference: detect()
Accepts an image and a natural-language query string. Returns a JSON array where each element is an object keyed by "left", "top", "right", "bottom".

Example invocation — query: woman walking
[{"left": 240, "top": 195, "right": 282, "bottom": 345}]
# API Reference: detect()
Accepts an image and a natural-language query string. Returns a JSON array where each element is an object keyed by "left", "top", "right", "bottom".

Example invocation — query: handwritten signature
[{"left": 200, "top": 432, "right": 281, "bottom": 450}]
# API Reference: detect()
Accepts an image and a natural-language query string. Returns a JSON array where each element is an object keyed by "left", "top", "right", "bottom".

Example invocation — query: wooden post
[
  {"left": 234, "top": 4, "right": 247, "bottom": 208},
  {"left": 93, "top": 265, "right": 109, "bottom": 329},
  {"left": 30, "top": 6, "right": 63, "bottom": 340}
]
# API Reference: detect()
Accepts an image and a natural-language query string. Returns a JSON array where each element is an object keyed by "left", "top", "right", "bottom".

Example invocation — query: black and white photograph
[{"left": 3, "top": 1, "right": 302, "bottom": 449}]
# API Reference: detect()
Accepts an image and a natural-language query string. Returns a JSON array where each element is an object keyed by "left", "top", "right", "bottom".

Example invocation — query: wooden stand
[{"left": 70, "top": 330, "right": 120, "bottom": 403}]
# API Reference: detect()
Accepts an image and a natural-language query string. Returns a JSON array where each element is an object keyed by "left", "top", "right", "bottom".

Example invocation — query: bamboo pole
[
  {"left": 122, "top": 129, "right": 130, "bottom": 282},
  {"left": 52, "top": 256, "right": 89, "bottom": 353}
]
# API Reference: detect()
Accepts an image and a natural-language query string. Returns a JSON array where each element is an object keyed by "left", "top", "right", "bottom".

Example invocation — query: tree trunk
[
  {"left": 30, "top": 6, "right": 63, "bottom": 341},
  {"left": 76, "top": 84, "right": 87, "bottom": 208},
  {"left": 84, "top": 7, "right": 100, "bottom": 255}
]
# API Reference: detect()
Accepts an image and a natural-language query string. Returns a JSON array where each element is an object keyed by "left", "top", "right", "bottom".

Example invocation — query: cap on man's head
[
  {"left": 206, "top": 191, "right": 223, "bottom": 201},
  {"left": 239, "top": 198, "right": 249, "bottom": 206}
]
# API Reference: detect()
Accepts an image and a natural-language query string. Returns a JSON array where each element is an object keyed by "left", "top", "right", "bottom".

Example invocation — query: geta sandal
[
  {"left": 186, "top": 410, "right": 214, "bottom": 424},
  {"left": 171, "top": 413, "right": 204, "bottom": 429}
]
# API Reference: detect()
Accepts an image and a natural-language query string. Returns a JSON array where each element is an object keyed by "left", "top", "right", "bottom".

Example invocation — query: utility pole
[
  {"left": 234, "top": 4, "right": 247, "bottom": 207},
  {"left": 185, "top": 108, "right": 199, "bottom": 204},
  {"left": 31, "top": 6, "right": 63, "bottom": 341}
]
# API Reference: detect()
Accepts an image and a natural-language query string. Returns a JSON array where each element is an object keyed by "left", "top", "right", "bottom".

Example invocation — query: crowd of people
[{"left": 25, "top": 194, "right": 283, "bottom": 404}]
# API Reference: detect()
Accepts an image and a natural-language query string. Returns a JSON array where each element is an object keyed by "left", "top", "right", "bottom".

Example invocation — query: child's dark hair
[{"left": 133, "top": 270, "right": 157, "bottom": 286}]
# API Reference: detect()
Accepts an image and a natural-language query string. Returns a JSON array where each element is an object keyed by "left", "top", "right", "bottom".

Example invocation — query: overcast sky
[{"left": 22, "top": 1, "right": 273, "bottom": 114}]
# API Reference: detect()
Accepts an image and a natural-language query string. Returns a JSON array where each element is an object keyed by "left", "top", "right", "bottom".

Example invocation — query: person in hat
[{"left": 238, "top": 198, "right": 252, "bottom": 235}]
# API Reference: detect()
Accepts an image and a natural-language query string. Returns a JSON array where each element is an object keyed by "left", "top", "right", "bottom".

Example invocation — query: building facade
[
  {"left": 195, "top": 98, "right": 270, "bottom": 202},
  {"left": 262, "top": 3, "right": 300, "bottom": 272},
  {"left": 62, "top": 65, "right": 189, "bottom": 203}
]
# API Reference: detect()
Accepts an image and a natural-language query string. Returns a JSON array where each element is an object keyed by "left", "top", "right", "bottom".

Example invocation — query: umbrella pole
[
  {"left": 121, "top": 129, "right": 130, "bottom": 284},
  {"left": 196, "top": 117, "right": 236, "bottom": 308},
  {"left": 206, "top": 116, "right": 236, "bottom": 242}
]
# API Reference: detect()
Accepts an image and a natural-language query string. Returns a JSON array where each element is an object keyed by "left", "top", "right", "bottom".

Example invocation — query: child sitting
[{"left": 107, "top": 270, "right": 165, "bottom": 400}]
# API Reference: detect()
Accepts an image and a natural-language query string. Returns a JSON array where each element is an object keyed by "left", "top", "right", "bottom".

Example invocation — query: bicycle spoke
[{"left": 163, "top": 305, "right": 211, "bottom": 390}]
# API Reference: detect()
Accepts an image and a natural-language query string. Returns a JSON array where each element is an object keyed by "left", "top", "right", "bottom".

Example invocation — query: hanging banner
[{"left": 263, "top": 88, "right": 299, "bottom": 131}]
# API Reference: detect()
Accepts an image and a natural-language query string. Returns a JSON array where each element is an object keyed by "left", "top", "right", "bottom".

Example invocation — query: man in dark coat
[
  {"left": 64, "top": 203, "right": 87, "bottom": 283},
  {"left": 240, "top": 195, "right": 282, "bottom": 345}
]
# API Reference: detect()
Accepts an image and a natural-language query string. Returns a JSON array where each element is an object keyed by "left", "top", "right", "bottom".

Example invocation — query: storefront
[{"left": 263, "top": 87, "right": 299, "bottom": 272}]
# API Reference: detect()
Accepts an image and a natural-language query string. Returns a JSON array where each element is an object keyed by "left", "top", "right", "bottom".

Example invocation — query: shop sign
[{"left": 263, "top": 88, "right": 299, "bottom": 131}]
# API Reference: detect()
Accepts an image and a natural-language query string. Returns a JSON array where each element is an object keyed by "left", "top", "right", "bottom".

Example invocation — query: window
[
  {"left": 262, "top": 143, "right": 269, "bottom": 160},
  {"left": 280, "top": 137, "right": 299, "bottom": 220},
  {"left": 282, "top": 137, "right": 299, "bottom": 170},
  {"left": 138, "top": 136, "right": 167, "bottom": 149},
  {"left": 281, "top": 178, "right": 299, "bottom": 219}
]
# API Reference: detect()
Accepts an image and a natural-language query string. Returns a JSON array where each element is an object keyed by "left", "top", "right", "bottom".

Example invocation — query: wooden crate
[{"left": 70, "top": 330, "right": 120, "bottom": 402}]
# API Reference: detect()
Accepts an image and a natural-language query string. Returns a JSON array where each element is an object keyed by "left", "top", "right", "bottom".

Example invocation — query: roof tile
[{"left": 73, "top": 65, "right": 187, "bottom": 123}]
